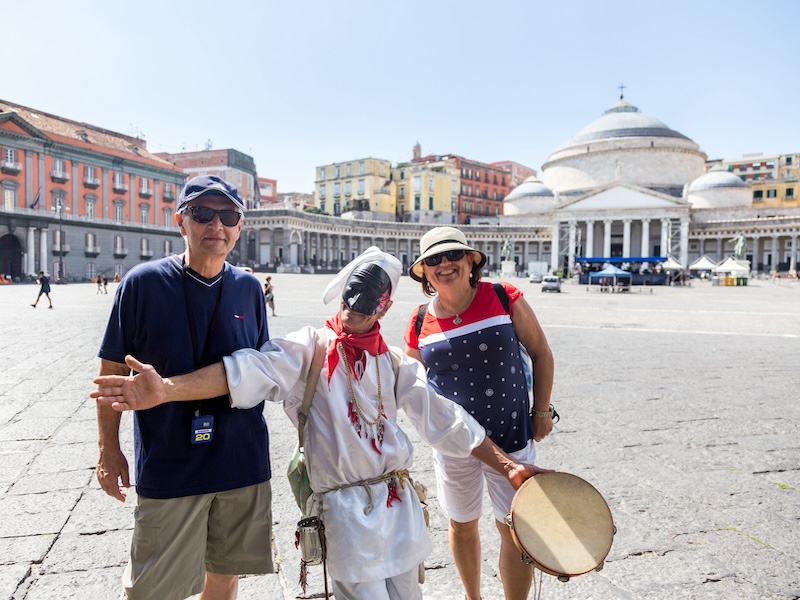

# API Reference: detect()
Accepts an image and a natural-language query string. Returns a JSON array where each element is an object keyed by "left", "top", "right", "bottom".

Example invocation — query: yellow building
[
  {"left": 314, "top": 158, "right": 393, "bottom": 217},
  {"left": 394, "top": 157, "right": 459, "bottom": 224},
  {"left": 710, "top": 153, "right": 799, "bottom": 209}
]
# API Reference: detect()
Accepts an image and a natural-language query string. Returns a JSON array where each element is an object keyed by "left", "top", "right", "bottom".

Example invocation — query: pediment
[
  {"left": 557, "top": 184, "right": 687, "bottom": 212},
  {"left": 0, "top": 112, "right": 49, "bottom": 140}
]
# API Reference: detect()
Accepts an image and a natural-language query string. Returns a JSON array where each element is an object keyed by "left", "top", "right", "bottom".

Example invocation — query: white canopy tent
[
  {"left": 660, "top": 256, "right": 684, "bottom": 271},
  {"left": 689, "top": 255, "right": 718, "bottom": 271},
  {"left": 713, "top": 256, "right": 751, "bottom": 275}
]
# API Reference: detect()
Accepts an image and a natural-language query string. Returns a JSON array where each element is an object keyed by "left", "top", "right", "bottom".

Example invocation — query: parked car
[
  {"left": 541, "top": 275, "right": 561, "bottom": 293},
  {"left": 529, "top": 272, "right": 544, "bottom": 283}
]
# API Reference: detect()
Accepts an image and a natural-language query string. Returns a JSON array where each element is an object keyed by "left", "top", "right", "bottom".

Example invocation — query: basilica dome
[
  {"left": 541, "top": 98, "right": 707, "bottom": 196},
  {"left": 503, "top": 176, "right": 555, "bottom": 215},
  {"left": 687, "top": 170, "right": 750, "bottom": 208}
]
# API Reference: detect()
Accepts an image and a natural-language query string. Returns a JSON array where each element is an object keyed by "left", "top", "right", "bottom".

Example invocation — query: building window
[
  {"left": 319, "top": 168, "right": 326, "bottom": 180},
  {"left": 85, "top": 232, "right": 97, "bottom": 251},
  {"left": 428, "top": 177, "right": 434, "bottom": 192},
  {"left": 113, "top": 172, "right": 127, "bottom": 192},
  {"left": 379, "top": 163, "right": 385, "bottom": 177},
  {"left": 114, "top": 235, "right": 125, "bottom": 252},
  {"left": 786, "top": 188, "right": 795, "bottom": 200},
  {"left": 139, "top": 204, "right": 150, "bottom": 224},
  {"left": 85, "top": 197, "right": 96, "bottom": 219},
  {"left": 114, "top": 201, "right": 125, "bottom": 221},
  {"left": 414, "top": 176, "right": 421, "bottom": 193},
  {"left": 359, "top": 161, "right": 365, "bottom": 175},
  {"left": 334, "top": 182, "right": 341, "bottom": 198},
  {"left": 84, "top": 165, "right": 100, "bottom": 187},
  {"left": 399, "top": 186, "right": 405, "bottom": 199},
  {"left": 414, "top": 195, "right": 421, "bottom": 210},
  {"left": 52, "top": 158, "right": 68, "bottom": 181},
  {"left": 357, "top": 179, "right": 365, "bottom": 195},
  {"left": 335, "top": 166, "right": 341, "bottom": 178},
  {"left": 164, "top": 239, "right": 173, "bottom": 256},
  {"left": 346, "top": 163, "right": 352, "bottom": 177},
  {"left": 753, "top": 190, "right": 763, "bottom": 201},
  {"left": 345, "top": 181, "right": 352, "bottom": 196},
  {"left": 2, "top": 181, "right": 17, "bottom": 209},
  {"left": 400, "top": 170, "right": 405, "bottom": 180},
  {"left": 163, "top": 207, "right": 173, "bottom": 225},
  {"left": 320, "top": 184, "right": 326, "bottom": 199},
  {"left": 766, "top": 189, "right": 777, "bottom": 198},
  {"left": 428, "top": 197, "right": 433, "bottom": 210}
]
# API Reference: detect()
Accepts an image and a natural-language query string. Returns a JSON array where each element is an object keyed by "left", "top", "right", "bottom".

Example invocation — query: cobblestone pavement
[{"left": 1, "top": 275, "right": 799, "bottom": 600}]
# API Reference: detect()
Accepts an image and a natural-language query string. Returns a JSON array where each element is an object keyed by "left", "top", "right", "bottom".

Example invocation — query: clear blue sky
[{"left": 7, "top": 0, "right": 798, "bottom": 193}]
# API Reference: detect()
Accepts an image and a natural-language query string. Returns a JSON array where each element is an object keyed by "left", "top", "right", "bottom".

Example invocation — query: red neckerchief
[{"left": 324, "top": 312, "right": 388, "bottom": 384}]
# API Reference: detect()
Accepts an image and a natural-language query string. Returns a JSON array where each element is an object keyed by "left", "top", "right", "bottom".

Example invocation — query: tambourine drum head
[{"left": 510, "top": 472, "right": 614, "bottom": 578}]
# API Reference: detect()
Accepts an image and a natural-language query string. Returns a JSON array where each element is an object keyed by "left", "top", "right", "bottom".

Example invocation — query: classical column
[
  {"left": 640, "top": 218, "right": 651, "bottom": 257},
  {"left": 39, "top": 228, "right": 48, "bottom": 274},
  {"left": 585, "top": 221, "right": 594, "bottom": 258},
  {"left": 789, "top": 236, "right": 797, "bottom": 275},
  {"left": 716, "top": 237, "right": 723, "bottom": 262},
  {"left": 751, "top": 236, "right": 760, "bottom": 271},
  {"left": 622, "top": 219, "right": 632, "bottom": 258},
  {"left": 550, "top": 222, "right": 560, "bottom": 274},
  {"left": 679, "top": 219, "right": 689, "bottom": 267},
  {"left": 771, "top": 235, "right": 779, "bottom": 273},
  {"left": 568, "top": 221, "right": 577, "bottom": 273},
  {"left": 27, "top": 227, "right": 36, "bottom": 275},
  {"left": 660, "top": 220, "right": 669, "bottom": 257},
  {"left": 603, "top": 220, "right": 612, "bottom": 258}
]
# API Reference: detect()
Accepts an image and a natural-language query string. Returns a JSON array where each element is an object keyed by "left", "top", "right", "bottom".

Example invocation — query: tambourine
[{"left": 504, "top": 472, "right": 614, "bottom": 582}]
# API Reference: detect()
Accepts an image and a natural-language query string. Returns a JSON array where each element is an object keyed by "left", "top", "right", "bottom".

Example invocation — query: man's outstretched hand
[{"left": 91, "top": 355, "right": 168, "bottom": 411}]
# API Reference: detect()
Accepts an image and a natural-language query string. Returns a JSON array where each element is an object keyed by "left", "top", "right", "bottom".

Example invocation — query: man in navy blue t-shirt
[{"left": 95, "top": 175, "right": 272, "bottom": 600}]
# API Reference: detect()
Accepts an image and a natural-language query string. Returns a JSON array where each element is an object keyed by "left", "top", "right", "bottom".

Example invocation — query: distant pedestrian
[
  {"left": 31, "top": 271, "right": 53, "bottom": 308},
  {"left": 96, "top": 275, "right": 103, "bottom": 294},
  {"left": 264, "top": 275, "right": 276, "bottom": 316},
  {"left": 102, "top": 274, "right": 108, "bottom": 294}
]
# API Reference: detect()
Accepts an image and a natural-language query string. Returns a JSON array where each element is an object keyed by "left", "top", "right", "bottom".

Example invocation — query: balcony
[
  {"left": 85, "top": 246, "right": 101, "bottom": 257},
  {"left": 113, "top": 247, "right": 128, "bottom": 258},
  {"left": 84, "top": 177, "right": 100, "bottom": 188},
  {"left": 113, "top": 182, "right": 129, "bottom": 194},
  {"left": 51, "top": 170, "right": 69, "bottom": 183},
  {"left": 139, "top": 187, "right": 153, "bottom": 198},
  {"left": 139, "top": 249, "right": 154, "bottom": 260},
  {"left": 52, "top": 244, "right": 70, "bottom": 256},
  {"left": 1, "top": 161, "right": 21, "bottom": 175},
  {"left": 163, "top": 189, "right": 175, "bottom": 202}
]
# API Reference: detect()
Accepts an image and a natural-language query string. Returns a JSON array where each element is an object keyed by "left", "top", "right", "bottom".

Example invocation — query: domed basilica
[{"left": 501, "top": 95, "right": 796, "bottom": 277}]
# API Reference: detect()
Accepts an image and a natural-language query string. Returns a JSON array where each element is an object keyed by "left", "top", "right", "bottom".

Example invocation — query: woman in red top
[{"left": 404, "top": 226, "right": 555, "bottom": 600}]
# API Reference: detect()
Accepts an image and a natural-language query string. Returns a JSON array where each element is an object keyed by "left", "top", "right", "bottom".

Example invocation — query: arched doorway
[{"left": 0, "top": 233, "right": 24, "bottom": 279}]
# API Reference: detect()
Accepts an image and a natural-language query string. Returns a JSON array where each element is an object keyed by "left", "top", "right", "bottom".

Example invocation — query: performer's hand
[
  {"left": 91, "top": 355, "right": 168, "bottom": 411},
  {"left": 507, "top": 462, "right": 554, "bottom": 490},
  {"left": 532, "top": 416, "right": 554, "bottom": 442}
]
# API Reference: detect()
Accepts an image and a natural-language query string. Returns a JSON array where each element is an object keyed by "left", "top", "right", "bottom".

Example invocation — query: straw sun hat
[{"left": 409, "top": 226, "right": 487, "bottom": 282}]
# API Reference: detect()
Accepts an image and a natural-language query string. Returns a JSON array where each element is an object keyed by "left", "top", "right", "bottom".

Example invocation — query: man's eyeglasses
[
  {"left": 424, "top": 249, "right": 466, "bottom": 267},
  {"left": 181, "top": 206, "right": 243, "bottom": 227}
]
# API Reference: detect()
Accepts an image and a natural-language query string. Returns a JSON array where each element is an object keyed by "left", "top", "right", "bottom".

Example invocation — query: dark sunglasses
[
  {"left": 182, "top": 205, "right": 242, "bottom": 227},
  {"left": 423, "top": 249, "right": 466, "bottom": 267}
]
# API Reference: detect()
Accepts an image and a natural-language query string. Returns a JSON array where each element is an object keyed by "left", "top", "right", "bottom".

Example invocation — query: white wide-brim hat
[
  {"left": 409, "top": 226, "right": 487, "bottom": 282},
  {"left": 322, "top": 246, "right": 402, "bottom": 305}
]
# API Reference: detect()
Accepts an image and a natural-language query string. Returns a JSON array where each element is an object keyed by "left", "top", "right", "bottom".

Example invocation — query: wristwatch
[{"left": 531, "top": 407, "right": 554, "bottom": 418}]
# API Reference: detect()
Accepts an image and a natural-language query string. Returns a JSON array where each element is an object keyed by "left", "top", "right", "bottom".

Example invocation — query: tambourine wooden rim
[{"left": 506, "top": 472, "right": 614, "bottom": 580}]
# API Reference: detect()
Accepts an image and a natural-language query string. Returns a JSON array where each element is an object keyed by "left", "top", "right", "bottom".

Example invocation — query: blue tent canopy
[
  {"left": 576, "top": 256, "right": 666, "bottom": 263},
  {"left": 589, "top": 264, "right": 632, "bottom": 279}
]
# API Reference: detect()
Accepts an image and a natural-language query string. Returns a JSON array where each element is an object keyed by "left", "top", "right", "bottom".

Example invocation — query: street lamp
[{"left": 53, "top": 197, "right": 65, "bottom": 283}]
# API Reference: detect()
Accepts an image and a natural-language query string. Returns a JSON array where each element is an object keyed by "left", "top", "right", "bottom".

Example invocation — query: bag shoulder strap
[
  {"left": 298, "top": 327, "right": 326, "bottom": 449},
  {"left": 492, "top": 282, "right": 510, "bottom": 314},
  {"left": 414, "top": 302, "right": 429, "bottom": 337}
]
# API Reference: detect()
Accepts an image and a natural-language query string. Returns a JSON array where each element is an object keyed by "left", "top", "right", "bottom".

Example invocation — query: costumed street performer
[{"left": 92, "top": 247, "right": 549, "bottom": 600}]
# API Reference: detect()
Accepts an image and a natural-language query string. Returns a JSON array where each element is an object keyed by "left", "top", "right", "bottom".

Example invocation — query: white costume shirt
[{"left": 223, "top": 325, "right": 485, "bottom": 583}]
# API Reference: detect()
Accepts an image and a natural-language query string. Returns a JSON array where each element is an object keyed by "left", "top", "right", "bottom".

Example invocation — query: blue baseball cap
[{"left": 177, "top": 175, "right": 245, "bottom": 212}]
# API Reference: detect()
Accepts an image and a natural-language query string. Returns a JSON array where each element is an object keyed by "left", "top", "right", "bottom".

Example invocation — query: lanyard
[{"left": 182, "top": 259, "right": 225, "bottom": 414}]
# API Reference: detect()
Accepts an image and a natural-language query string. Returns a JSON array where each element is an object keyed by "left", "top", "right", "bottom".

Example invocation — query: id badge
[{"left": 191, "top": 415, "right": 214, "bottom": 445}]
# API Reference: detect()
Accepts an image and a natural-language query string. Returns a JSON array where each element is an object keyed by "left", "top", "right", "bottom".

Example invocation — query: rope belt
[{"left": 319, "top": 469, "right": 412, "bottom": 515}]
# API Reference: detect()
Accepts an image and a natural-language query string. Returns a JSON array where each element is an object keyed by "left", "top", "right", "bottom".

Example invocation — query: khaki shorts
[{"left": 123, "top": 480, "right": 274, "bottom": 600}]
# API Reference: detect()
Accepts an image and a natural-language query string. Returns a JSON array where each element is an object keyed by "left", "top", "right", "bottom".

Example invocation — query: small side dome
[
  {"left": 505, "top": 176, "right": 554, "bottom": 200},
  {"left": 688, "top": 171, "right": 747, "bottom": 192}
]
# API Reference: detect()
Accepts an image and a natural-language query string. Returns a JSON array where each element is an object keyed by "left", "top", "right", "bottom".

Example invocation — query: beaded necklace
[{"left": 339, "top": 342, "right": 385, "bottom": 454}]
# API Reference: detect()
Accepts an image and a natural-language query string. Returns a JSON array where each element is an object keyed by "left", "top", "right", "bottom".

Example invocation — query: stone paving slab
[{"left": 1, "top": 276, "right": 799, "bottom": 599}]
